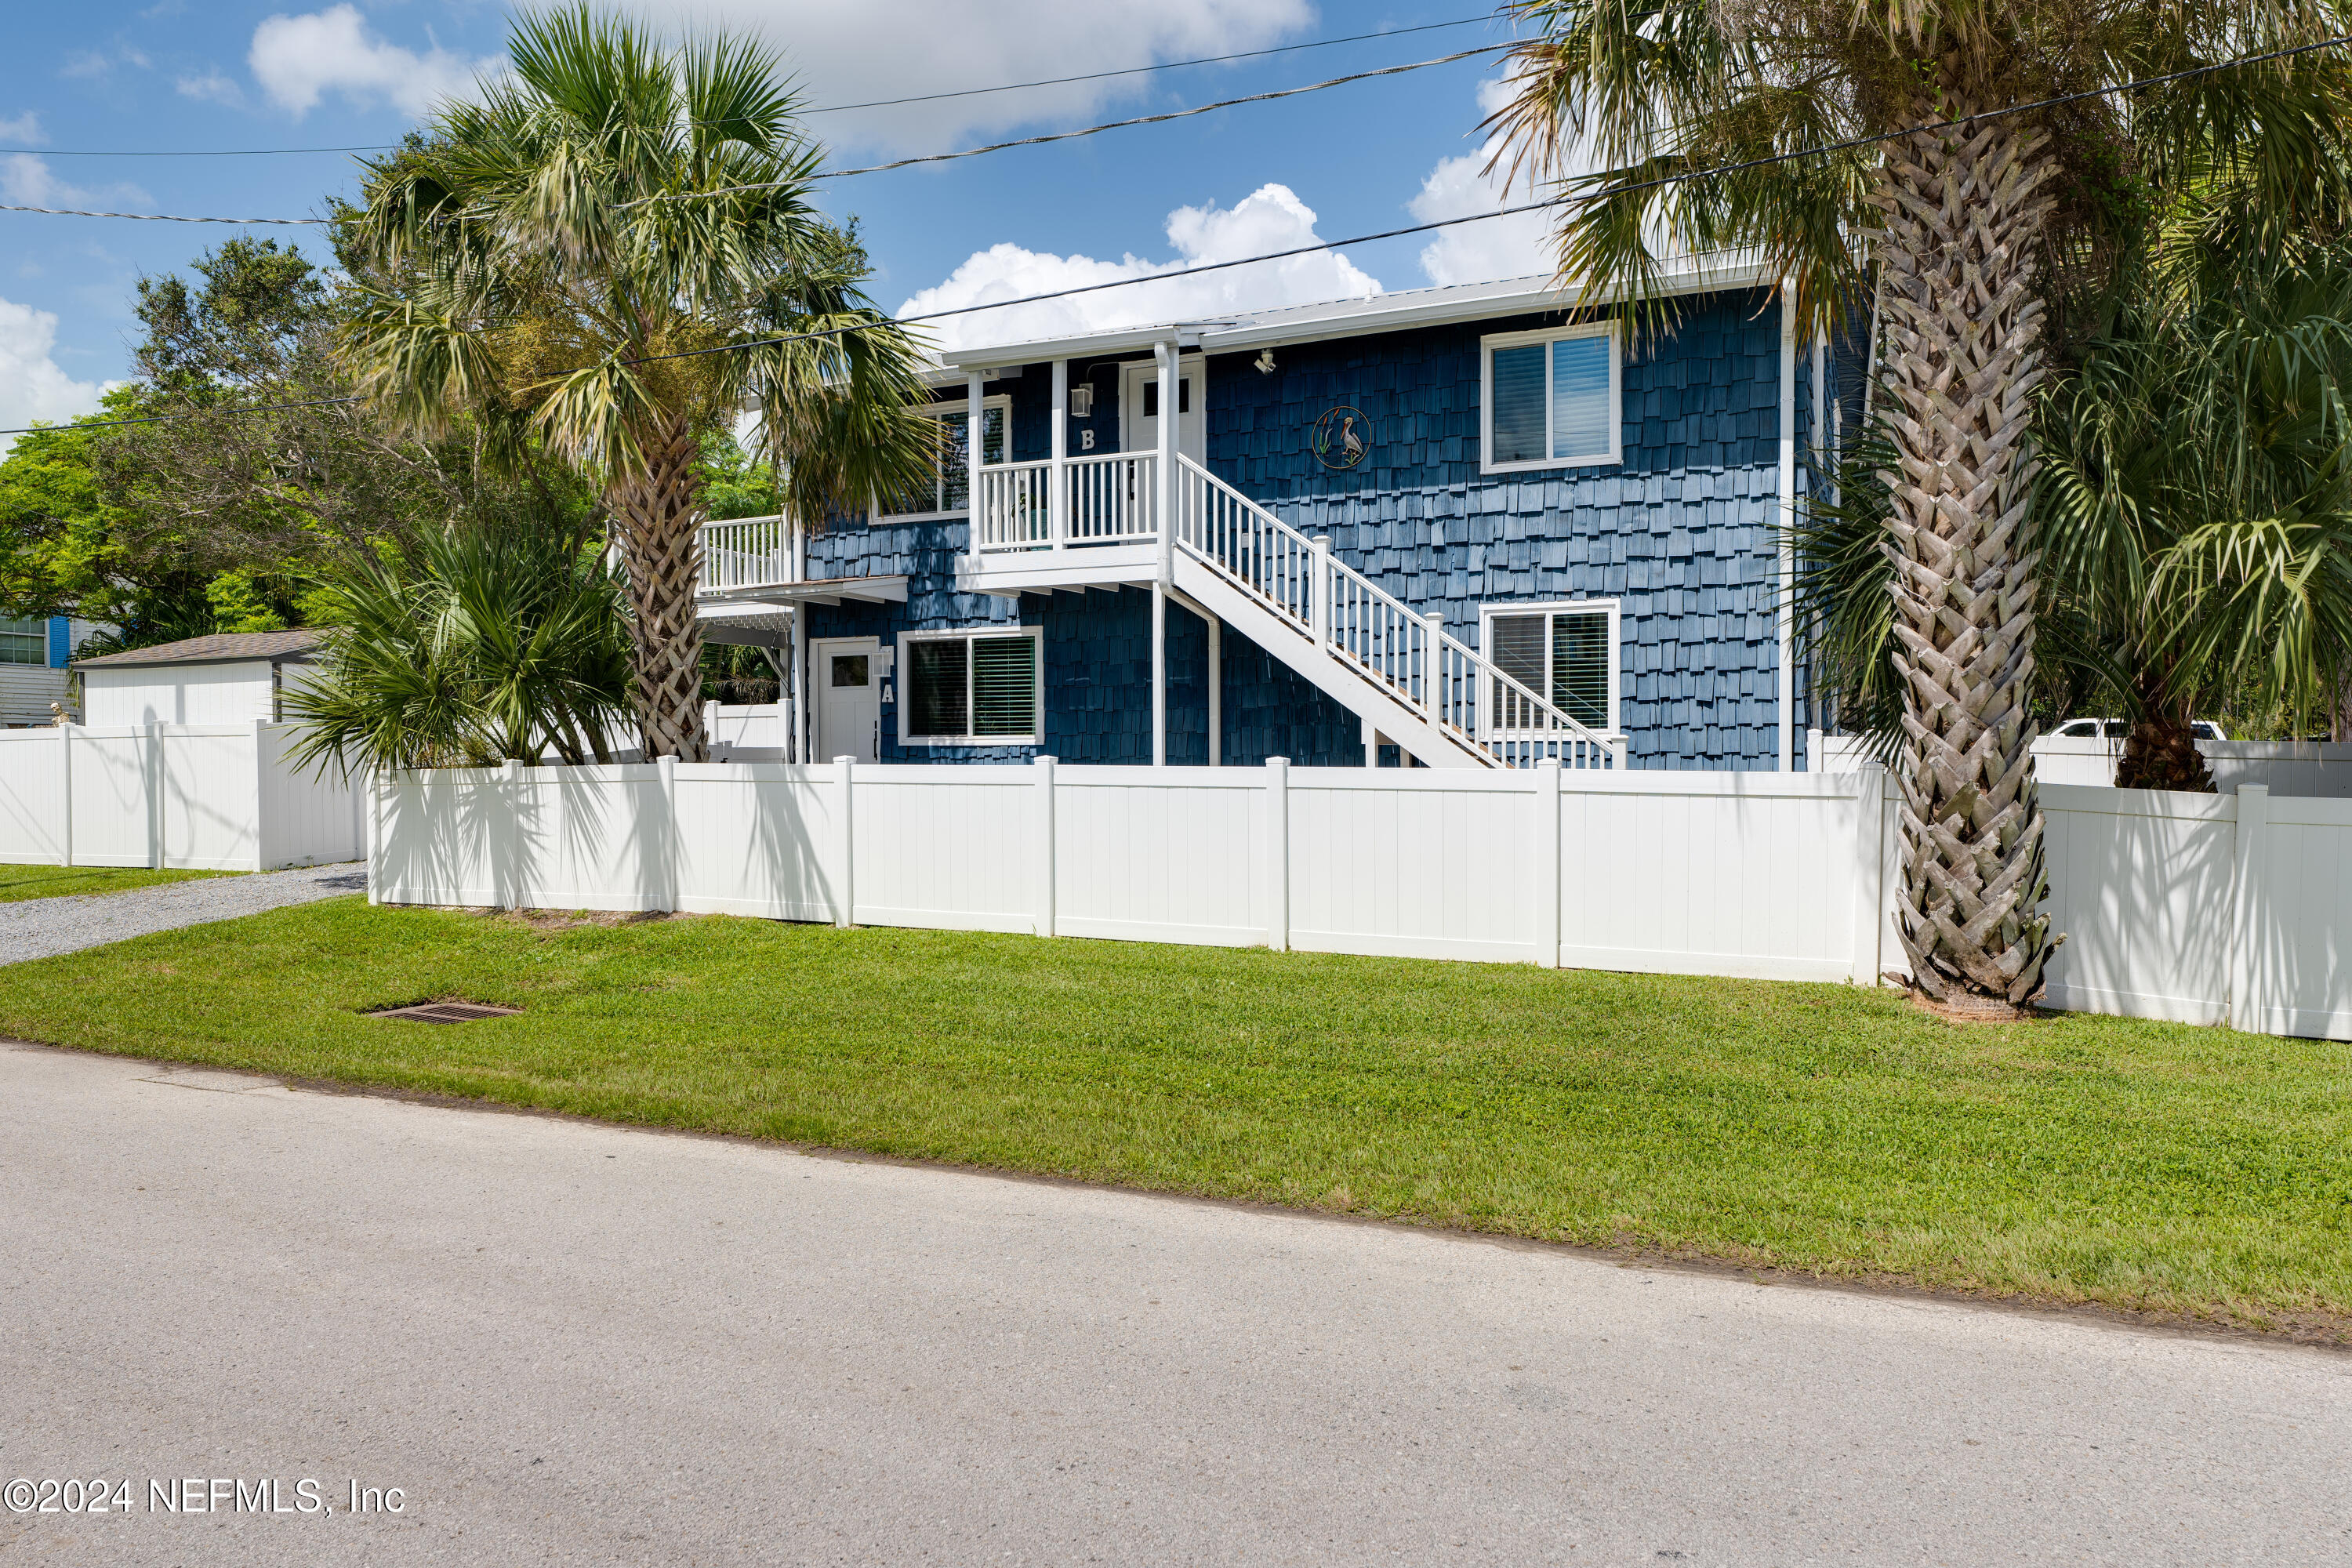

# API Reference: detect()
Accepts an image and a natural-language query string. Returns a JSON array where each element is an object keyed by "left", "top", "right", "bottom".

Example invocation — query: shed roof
[{"left": 72, "top": 627, "right": 324, "bottom": 670}]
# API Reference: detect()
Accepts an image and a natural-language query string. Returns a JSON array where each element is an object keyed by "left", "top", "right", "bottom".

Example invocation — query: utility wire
[
  {"left": 0, "top": 201, "right": 327, "bottom": 224},
  {"left": 0, "top": 42, "right": 1505, "bottom": 225},
  {"left": 814, "top": 45, "right": 1504, "bottom": 180},
  {"left": 807, "top": 15, "right": 1501, "bottom": 113},
  {"left": 0, "top": 14, "right": 1503, "bottom": 158},
  {"left": 6, "top": 30, "right": 2348, "bottom": 434}
]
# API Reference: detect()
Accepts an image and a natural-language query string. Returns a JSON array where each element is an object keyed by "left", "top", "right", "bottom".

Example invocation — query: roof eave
[{"left": 930, "top": 258, "right": 1776, "bottom": 371}]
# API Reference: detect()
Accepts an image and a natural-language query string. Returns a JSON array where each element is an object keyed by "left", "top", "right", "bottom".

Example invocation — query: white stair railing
[
  {"left": 699, "top": 515, "right": 793, "bottom": 591},
  {"left": 1174, "top": 455, "right": 1620, "bottom": 768}
]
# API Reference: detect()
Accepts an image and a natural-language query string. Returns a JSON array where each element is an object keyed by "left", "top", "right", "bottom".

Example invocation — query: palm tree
[
  {"left": 288, "top": 517, "right": 634, "bottom": 772},
  {"left": 2040, "top": 243, "right": 2352, "bottom": 788},
  {"left": 1490, "top": 1, "right": 2352, "bottom": 1014},
  {"left": 337, "top": 4, "right": 932, "bottom": 761}
]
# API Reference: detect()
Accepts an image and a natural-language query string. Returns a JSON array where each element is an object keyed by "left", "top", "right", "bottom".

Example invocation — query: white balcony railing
[
  {"left": 699, "top": 514, "right": 794, "bottom": 592},
  {"left": 974, "top": 452, "right": 1156, "bottom": 554}
]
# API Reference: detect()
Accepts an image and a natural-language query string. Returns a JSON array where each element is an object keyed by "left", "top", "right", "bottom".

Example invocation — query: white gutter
[
  {"left": 935, "top": 257, "right": 1777, "bottom": 371},
  {"left": 1777, "top": 278, "right": 1797, "bottom": 773}
]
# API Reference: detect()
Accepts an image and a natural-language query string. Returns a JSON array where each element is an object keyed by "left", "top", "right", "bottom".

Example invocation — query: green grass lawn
[
  {"left": 1, "top": 896, "right": 2346, "bottom": 1334},
  {"left": 0, "top": 862, "right": 240, "bottom": 902}
]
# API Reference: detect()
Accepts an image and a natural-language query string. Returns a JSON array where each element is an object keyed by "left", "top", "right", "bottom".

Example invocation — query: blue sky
[{"left": 0, "top": 2, "right": 1559, "bottom": 440}]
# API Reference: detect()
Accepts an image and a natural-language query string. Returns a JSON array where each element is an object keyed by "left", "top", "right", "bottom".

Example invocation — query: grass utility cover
[{"left": 370, "top": 1000, "right": 521, "bottom": 1025}]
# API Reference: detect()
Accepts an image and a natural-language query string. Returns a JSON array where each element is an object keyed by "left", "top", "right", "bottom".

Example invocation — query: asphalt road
[{"left": 3, "top": 1040, "right": 2347, "bottom": 1566}]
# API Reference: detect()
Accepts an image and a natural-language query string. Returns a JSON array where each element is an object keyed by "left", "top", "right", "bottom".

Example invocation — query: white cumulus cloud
[
  {"left": 522, "top": 0, "right": 1315, "bottom": 152},
  {"left": 899, "top": 183, "right": 1380, "bottom": 356},
  {"left": 0, "top": 111, "right": 42, "bottom": 145},
  {"left": 0, "top": 154, "right": 150, "bottom": 214},
  {"left": 250, "top": 5, "right": 496, "bottom": 119},
  {"left": 1409, "top": 76, "right": 1567, "bottom": 289},
  {"left": 177, "top": 71, "right": 247, "bottom": 108},
  {"left": 0, "top": 297, "right": 116, "bottom": 456}
]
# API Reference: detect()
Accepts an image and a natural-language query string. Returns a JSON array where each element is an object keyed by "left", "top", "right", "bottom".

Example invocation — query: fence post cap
[{"left": 1034, "top": 753, "right": 1058, "bottom": 767}]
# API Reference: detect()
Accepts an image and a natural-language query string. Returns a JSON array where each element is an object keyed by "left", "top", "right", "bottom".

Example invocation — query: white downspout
[{"left": 1777, "top": 279, "right": 1797, "bottom": 774}]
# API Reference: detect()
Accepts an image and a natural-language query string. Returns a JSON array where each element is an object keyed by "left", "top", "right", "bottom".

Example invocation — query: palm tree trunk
[
  {"left": 2115, "top": 668, "right": 2215, "bottom": 792},
  {"left": 609, "top": 415, "right": 709, "bottom": 761},
  {"left": 1874, "top": 105, "right": 2060, "bottom": 1014}
]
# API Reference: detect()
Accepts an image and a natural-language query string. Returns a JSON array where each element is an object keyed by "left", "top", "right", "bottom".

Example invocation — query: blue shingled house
[{"left": 695, "top": 262, "right": 1828, "bottom": 771}]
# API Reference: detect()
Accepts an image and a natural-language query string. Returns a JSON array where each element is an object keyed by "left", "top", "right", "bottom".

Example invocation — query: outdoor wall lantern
[{"left": 1069, "top": 383, "right": 1095, "bottom": 418}]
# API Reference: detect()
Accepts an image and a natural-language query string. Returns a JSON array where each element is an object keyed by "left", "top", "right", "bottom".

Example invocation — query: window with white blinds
[
  {"left": 1482, "top": 601, "right": 1617, "bottom": 732},
  {"left": 1480, "top": 323, "right": 1620, "bottom": 473},
  {"left": 878, "top": 397, "right": 1009, "bottom": 521},
  {"left": 898, "top": 627, "right": 1041, "bottom": 745}
]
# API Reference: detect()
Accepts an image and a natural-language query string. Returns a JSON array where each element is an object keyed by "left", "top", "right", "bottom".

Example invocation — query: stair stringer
[{"left": 1171, "top": 552, "right": 1493, "bottom": 768}]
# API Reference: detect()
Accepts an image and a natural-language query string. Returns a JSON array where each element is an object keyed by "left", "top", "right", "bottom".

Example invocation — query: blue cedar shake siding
[{"left": 790, "top": 287, "right": 1806, "bottom": 768}]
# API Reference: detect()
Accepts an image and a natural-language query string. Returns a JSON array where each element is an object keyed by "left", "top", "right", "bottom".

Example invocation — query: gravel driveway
[{"left": 0, "top": 862, "right": 366, "bottom": 966}]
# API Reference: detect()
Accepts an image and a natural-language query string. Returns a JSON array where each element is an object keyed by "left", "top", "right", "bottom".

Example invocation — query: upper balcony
[
  {"left": 959, "top": 451, "right": 1164, "bottom": 594},
  {"left": 693, "top": 513, "right": 907, "bottom": 616}
]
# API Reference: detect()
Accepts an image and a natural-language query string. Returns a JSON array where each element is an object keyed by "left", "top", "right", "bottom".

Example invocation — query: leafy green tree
[
  {"left": 1494, "top": 0, "right": 2352, "bottom": 1012},
  {"left": 337, "top": 3, "right": 931, "bottom": 762}
]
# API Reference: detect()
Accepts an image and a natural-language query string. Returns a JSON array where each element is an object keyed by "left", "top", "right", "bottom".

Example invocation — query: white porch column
[
  {"left": 967, "top": 369, "right": 986, "bottom": 546},
  {"left": 1153, "top": 338, "right": 1178, "bottom": 587},
  {"left": 1152, "top": 337, "right": 1179, "bottom": 769},
  {"left": 1049, "top": 358, "right": 1068, "bottom": 550},
  {"left": 1151, "top": 584, "right": 1167, "bottom": 767},
  {"left": 1206, "top": 614, "right": 1221, "bottom": 767},
  {"left": 1777, "top": 278, "right": 1796, "bottom": 772}
]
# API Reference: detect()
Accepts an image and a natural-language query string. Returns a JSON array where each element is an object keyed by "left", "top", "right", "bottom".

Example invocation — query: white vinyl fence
[
  {"left": 373, "top": 760, "right": 1890, "bottom": 983},
  {"left": 1813, "top": 727, "right": 2352, "bottom": 797},
  {"left": 0, "top": 722, "right": 362, "bottom": 872},
  {"left": 372, "top": 757, "right": 2352, "bottom": 1042},
  {"left": 2039, "top": 782, "right": 2352, "bottom": 1038}
]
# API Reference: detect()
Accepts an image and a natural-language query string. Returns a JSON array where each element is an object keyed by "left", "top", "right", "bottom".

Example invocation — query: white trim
[
  {"left": 873, "top": 394, "right": 1012, "bottom": 524},
  {"left": 895, "top": 624, "right": 1044, "bottom": 747},
  {"left": 1478, "top": 597, "right": 1621, "bottom": 735},
  {"left": 1479, "top": 321, "right": 1622, "bottom": 475},
  {"left": 1776, "top": 280, "right": 1795, "bottom": 772},
  {"left": 937, "top": 256, "right": 1776, "bottom": 369}
]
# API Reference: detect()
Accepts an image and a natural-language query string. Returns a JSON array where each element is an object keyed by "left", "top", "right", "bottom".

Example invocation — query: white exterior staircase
[{"left": 1167, "top": 457, "right": 1621, "bottom": 769}]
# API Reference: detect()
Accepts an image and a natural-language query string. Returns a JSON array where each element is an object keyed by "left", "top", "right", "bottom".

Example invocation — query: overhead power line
[
  {"left": 0, "top": 40, "right": 1506, "bottom": 227},
  {"left": 720, "top": 45, "right": 1508, "bottom": 192},
  {"left": 807, "top": 15, "right": 1501, "bottom": 114},
  {"left": 5, "top": 30, "right": 2347, "bottom": 434},
  {"left": 0, "top": 14, "right": 1503, "bottom": 159},
  {"left": 0, "top": 201, "right": 326, "bottom": 225}
]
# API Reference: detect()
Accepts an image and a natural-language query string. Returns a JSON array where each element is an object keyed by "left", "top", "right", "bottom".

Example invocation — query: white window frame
[
  {"left": 895, "top": 624, "right": 1044, "bottom": 746},
  {"left": 1479, "top": 321, "right": 1622, "bottom": 475},
  {"left": 1478, "top": 597, "right": 1621, "bottom": 735},
  {"left": 874, "top": 394, "right": 1013, "bottom": 524},
  {"left": 0, "top": 616, "right": 45, "bottom": 668}
]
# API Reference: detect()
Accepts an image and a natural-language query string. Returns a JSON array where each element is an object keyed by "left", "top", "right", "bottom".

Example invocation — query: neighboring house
[
  {"left": 697, "top": 263, "right": 1837, "bottom": 770},
  {"left": 74, "top": 629, "right": 325, "bottom": 726},
  {"left": 0, "top": 616, "right": 105, "bottom": 726}
]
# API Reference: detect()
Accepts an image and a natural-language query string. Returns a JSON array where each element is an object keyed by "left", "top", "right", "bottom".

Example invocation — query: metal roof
[
  {"left": 934, "top": 256, "right": 1773, "bottom": 371},
  {"left": 72, "top": 627, "right": 325, "bottom": 670}
]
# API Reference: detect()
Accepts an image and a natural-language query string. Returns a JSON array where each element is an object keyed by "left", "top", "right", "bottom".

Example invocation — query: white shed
[{"left": 74, "top": 629, "right": 325, "bottom": 727}]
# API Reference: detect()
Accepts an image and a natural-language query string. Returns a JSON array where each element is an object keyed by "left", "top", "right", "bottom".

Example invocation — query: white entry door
[
  {"left": 1120, "top": 355, "right": 1206, "bottom": 462},
  {"left": 812, "top": 637, "right": 880, "bottom": 763}
]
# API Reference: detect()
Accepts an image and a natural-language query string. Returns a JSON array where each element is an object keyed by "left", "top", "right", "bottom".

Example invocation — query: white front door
[
  {"left": 1120, "top": 356, "right": 1206, "bottom": 461},
  {"left": 812, "top": 637, "right": 880, "bottom": 763}
]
